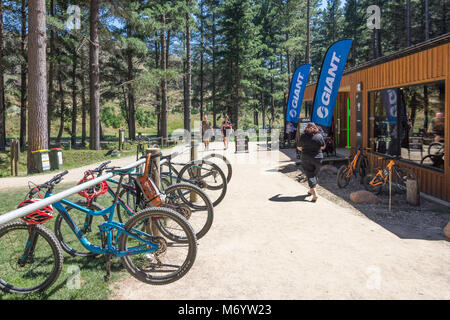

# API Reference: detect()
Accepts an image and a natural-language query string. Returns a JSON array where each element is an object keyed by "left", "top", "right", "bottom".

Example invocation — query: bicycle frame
[
  {"left": 45, "top": 191, "right": 159, "bottom": 258},
  {"left": 369, "top": 160, "right": 395, "bottom": 187}
]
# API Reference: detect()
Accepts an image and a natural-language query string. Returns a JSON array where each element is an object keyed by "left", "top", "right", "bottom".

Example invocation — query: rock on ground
[
  {"left": 444, "top": 222, "right": 450, "bottom": 239},
  {"left": 350, "top": 190, "right": 381, "bottom": 204}
]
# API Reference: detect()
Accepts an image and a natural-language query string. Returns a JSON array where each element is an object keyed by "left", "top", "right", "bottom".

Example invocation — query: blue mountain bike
[{"left": 0, "top": 170, "right": 197, "bottom": 294}]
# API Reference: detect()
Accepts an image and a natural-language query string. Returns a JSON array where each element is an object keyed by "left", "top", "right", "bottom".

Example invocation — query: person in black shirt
[{"left": 297, "top": 122, "right": 326, "bottom": 202}]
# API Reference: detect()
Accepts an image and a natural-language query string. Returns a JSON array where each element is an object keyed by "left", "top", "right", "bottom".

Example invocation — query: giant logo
[
  {"left": 311, "top": 40, "right": 353, "bottom": 128},
  {"left": 286, "top": 64, "right": 311, "bottom": 124}
]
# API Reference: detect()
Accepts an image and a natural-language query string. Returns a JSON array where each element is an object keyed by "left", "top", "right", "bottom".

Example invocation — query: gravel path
[{"left": 110, "top": 142, "right": 450, "bottom": 300}]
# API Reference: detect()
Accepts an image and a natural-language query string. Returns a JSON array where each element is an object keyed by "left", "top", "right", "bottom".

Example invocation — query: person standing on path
[
  {"left": 202, "top": 115, "right": 213, "bottom": 151},
  {"left": 221, "top": 115, "right": 232, "bottom": 150},
  {"left": 297, "top": 122, "right": 326, "bottom": 202}
]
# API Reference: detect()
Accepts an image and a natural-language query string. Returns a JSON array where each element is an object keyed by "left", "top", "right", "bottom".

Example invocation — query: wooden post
[
  {"left": 10, "top": 139, "right": 15, "bottom": 176},
  {"left": 14, "top": 140, "right": 19, "bottom": 176},
  {"left": 118, "top": 129, "right": 122, "bottom": 151},
  {"left": 388, "top": 168, "right": 392, "bottom": 214},
  {"left": 406, "top": 179, "right": 420, "bottom": 206}
]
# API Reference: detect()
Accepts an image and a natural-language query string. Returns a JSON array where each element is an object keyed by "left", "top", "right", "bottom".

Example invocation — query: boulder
[
  {"left": 350, "top": 190, "right": 381, "bottom": 204},
  {"left": 444, "top": 222, "right": 450, "bottom": 239}
]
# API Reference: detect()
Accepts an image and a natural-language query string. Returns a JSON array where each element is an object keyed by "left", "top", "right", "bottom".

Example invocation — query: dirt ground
[
  {"left": 279, "top": 148, "right": 450, "bottom": 242},
  {"left": 110, "top": 142, "right": 450, "bottom": 300}
]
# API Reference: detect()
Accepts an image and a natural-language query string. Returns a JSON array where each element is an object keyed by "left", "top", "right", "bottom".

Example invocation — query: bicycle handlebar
[
  {"left": 92, "top": 160, "right": 112, "bottom": 173},
  {"left": 30, "top": 170, "right": 69, "bottom": 195}
]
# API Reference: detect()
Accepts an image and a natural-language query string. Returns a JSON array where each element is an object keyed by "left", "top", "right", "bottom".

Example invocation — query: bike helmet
[
  {"left": 18, "top": 199, "right": 54, "bottom": 225},
  {"left": 78, "top": 170, "right": 108, "bottom": 203}
]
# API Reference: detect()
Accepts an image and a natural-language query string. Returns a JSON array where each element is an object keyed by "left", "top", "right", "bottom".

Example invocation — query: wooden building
[{"left": 301, "top": 33, "right": 450, "bottom": 202}]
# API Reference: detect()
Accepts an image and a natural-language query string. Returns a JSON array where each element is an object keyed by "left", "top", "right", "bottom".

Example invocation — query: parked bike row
[
  {"left": 336, "top": 147, "right": 418, "bottom": 196},
  {"left": 0, "top": 147, "right": 232, "bottom": 294}
]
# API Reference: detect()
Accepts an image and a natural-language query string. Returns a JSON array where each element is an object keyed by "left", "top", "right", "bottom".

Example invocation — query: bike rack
[{"left": 0, "top": 157, "right": 170, "bottom": 226}]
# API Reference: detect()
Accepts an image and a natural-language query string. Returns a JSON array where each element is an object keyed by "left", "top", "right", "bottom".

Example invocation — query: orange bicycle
[
  {"left": 336, "top": 147, "right": 370, "bottom": 188},
  {"left": 363, "top": 157, "right": 417, "bottom": 195}
]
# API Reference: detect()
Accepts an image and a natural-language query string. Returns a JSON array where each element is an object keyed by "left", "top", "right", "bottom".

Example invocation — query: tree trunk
[
  {"left": 89, "top": 0, "right": 100, "bottom": 150},
  {"left": 127, "top": 51, "right": 136, "bottom": 140},
  {"left": 20, "top": 0, "right": 27, "bottom": 150},
  {"left": 185, "top": 0, "right": 192, "bottom": 133},
  {"left": 160, "top": 14, "right": 168, "bottom": 141},
  {"left": 47, "top": 0, "right": 55, "bottom": 140},
  {"left": 56, "top": 67, "right": 65, "bottom": 143},
  {"left": 154, "top": 39, "right": 161, "bottom": 137},
  {"left": 71, "top": 48, "right": 77, "bottom": 146},
  {"left": 27, "top": 0, "right": 48, "bottom": 172},
  {"left": 0, "top": 0, "right": 5, "bottom": 151},
  {"left": 305, "top": 0, "right": 310, "bottom": 64},
  {"left": 212, "top": 10, "right": 217, "bottom": 128},
  {"left": 406, "top": 0, "right": 411, "bottom": 47},
  {"left": 199, "top": 0, "right": 204, "bottom": 121},
  {"left": 425, "top": 0, "right": 429, "bottom": 40},
  {"left": 80, "top": 50, "right": 87, "bottom": 147}
]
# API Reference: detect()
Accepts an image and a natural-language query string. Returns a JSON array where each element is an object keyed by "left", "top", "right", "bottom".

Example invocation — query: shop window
[{"left": 368, "top": 81, "right": 445, "bottom": 171}]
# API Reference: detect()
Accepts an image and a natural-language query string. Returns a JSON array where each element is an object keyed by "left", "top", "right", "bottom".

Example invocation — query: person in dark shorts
[
  {"left": 297, "top": 122, "right": 326, "bottom": 202},
  {"left": 221, "top": 115, "right": 232, "bottom": 150}
]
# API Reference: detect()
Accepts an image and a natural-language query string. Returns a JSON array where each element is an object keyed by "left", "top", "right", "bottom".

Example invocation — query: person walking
[
  {"left": 297, "top": 122, "right": 326, "bottom": 202},
  {"left": 202, "top": 115, "right": 213, "bottom": 151},
  {"left": 221, "top": 115, "right": 232, "bottom": 150}
]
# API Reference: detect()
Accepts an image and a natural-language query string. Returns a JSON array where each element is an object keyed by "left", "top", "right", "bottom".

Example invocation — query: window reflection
[{"left": 368, "top": 81, "right": 445, "bottom": 171}]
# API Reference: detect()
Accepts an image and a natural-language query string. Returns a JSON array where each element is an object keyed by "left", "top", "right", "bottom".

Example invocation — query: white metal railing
[
  {"left": 0, "top": 142, "right": 200, "bottom": 226},
  {"left": 0, "top": 157, "right": 170, "bottom": 226}
]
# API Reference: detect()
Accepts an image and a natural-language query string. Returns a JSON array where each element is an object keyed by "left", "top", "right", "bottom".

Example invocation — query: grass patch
[{"left": 0, "top": 184, "right": 129, "bottom": 300}]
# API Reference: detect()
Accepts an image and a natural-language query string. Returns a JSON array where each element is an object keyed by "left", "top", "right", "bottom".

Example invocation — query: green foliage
[
  {"left": 101, "top": 106, "right": 124, "bottom": 129},
  {"left": 136, "top": 107, "right": 156, "bottom": 128}
]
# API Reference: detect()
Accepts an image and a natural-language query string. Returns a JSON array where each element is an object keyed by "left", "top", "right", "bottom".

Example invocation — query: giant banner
[
  {"left": 286, "top": 64, "right": 311, "bottom": 124},
  {"left": 311, "top": 39, "right": 353, "bottom": 128}
]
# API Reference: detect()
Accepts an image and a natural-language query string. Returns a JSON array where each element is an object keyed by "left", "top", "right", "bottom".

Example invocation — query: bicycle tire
[
  {"left": 357, "top": 155, "right": 369, "bottom": 182},
  {"left": 118, "top": 207, "right": 197, "bottom": 285},
  {"left": 363, "top": 173, "right": 383, "bottom": 195},
  {"left": 160, "top": 183, "right": 214, "bottom": 240},
  {"left": 177, "top": 160, "right": 227, "bottom": 207},
  {"left": 202, "top": 153, "right": 233, "bottom": 184},
  {"left": 392, "top": 167, "right": 417, "bottom": 194},
  {"left": 0, "top": 221, "right": 64, "bottom": 294},
  {"left": 428, "top": 142, "right": 444, "bottom": 156},
  {"left": 336, "top": 165, "right": 351, "bottom": 188},
  {"left": 54, "top": 200, "right": 106, "bottom": 257},
  {"left": 420, "top": 154, "right": 444, "bottom": 169}
]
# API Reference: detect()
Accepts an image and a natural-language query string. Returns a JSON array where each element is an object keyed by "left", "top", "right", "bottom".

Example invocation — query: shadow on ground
[{"left": 279, "top": 148, "right": 450, "bottom": 242}]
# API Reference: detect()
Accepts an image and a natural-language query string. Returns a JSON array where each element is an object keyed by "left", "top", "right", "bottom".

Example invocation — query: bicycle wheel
[
  {"left": 428, "top": 142, "right": 444, "bottom": 156},
  {"left": 0, "top": 221, "right": 63, "bottom": 294},
  {"left": 202, "top": 153, "right": 233, "bottom": 184},
  {"left": 54, "top": 200, "right": 106, "bottom": 257},
  {"left": 117, "top": 186, "right": 141, "bottom": 225},
  {"left": 160, "top": 183, "right": 214, "bottom": 240},
  {"left": 160, "top": 162, "right": 178, "bottom": 189},
  {"left": 118, "top": 207, "right": 197, "bottom": 285},
  {"left": 392, "top": 167, "right": 417, "bottom": 194},
  {"left": 357, "top": 155, "right": 369, "bottom": 182},
  {"left": 363, "top": 173, "right": 383, "bottom": 195},
  {"left": 177, "top": 160, "right": 227, "bottom": 207},
  {"left": 421, "top": 154, "right": 444, "bottom": 169},
  {"left": 336, "top": 165, "right": 351, "bottom": 188}
]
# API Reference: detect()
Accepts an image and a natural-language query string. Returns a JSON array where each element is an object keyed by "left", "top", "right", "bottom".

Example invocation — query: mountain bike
[
  {"left": 54, "top": 158, "right": 213, "bottom": 258},
  {"left": 363, "top": 157, "right": 417, "bottom": 195},
  {"left": 336, "top": 147, "right": 370, "bottom": 188},
  {"left": 159, "top": 153, "right": 227, "bottom": 207},
  {"left": 0, "top": 170, "right": 197, "bottom": 294}
]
